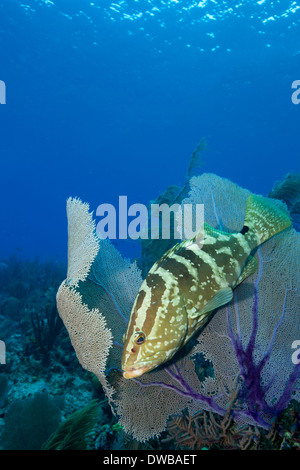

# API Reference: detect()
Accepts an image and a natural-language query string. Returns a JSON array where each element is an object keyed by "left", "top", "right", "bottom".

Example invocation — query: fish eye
[{"left": 135, "top": 332, "right": 146, "bottom": 345}]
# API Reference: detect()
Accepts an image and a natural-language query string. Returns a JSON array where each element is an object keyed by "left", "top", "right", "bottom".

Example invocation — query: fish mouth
[{"left": 122, "top": 364, "right": 156, "bottom": 379}]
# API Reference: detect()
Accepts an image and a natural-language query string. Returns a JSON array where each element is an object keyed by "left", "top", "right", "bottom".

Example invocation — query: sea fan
[{"left": 57, "top": 174, "right": 299, "bottom": 441}]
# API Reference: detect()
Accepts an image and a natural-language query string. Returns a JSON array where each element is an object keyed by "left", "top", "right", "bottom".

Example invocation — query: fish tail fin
[{"left": 244, "top": 194, "right": 292, "bottom": 245}]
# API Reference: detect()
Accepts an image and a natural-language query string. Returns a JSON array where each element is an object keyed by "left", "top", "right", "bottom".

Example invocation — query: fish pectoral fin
[
  {"left": 235, "top": 256, "right": 258, "bottom": 287},
  {"left": 196, "top": 287, "right": 233, "bottom": 317}
]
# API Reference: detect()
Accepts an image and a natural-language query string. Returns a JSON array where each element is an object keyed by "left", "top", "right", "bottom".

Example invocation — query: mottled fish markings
[{"left": 122, "top": 194, "right": 292, "bottom": 379}]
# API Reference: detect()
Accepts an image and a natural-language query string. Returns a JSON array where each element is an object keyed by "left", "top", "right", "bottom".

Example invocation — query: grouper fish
[{"left": 122, "top": 194, "right": 292, "bottom": 379}]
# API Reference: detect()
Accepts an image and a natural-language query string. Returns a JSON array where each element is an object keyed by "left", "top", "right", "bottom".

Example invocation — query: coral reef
[
  {"left": 43, "top": 400, "right": 101, "bottom": 450},
  {"left": 0, "top": 166, "right": 299, "bottom": 450},
  {"left": 31, "top": 300, "right": 64, "bottom": 366},
  {"left": 268, "top": 173, "right": 300, "bottom": 231},
  {"left": 56, "top": 173, "right": 300, "bottom": 443},
  {"left": 164, "top": 398, "right": 300, "bottom": 450},
  {"left": 0, "top": 256, "right": 100, "bottom": 450},
  {"left": 0, "top": 375, "right": 9, "bottom": 408},
  {"left": 0, "top": 392, "right": 61, "bottom": 450}
]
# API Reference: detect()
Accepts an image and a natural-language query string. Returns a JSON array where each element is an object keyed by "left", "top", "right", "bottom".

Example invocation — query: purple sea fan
[
  {"left": 184, "top": 174, "right": 300, "bottom": 429},
  {"left": 57, "top": 175, "right": 299, "bottom": 442}
]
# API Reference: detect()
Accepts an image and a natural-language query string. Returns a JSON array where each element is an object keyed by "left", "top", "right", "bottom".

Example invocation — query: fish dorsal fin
[
  {"left": 184, "top": 223, "right": 230, "bottom": 250},
  {"left": 189, "top": 287, "right": 233, "bottom": 318},
  {"left": 235, "top": 255, "right": 258, "bottom": 286},
  {"left": 204, "top": 222, "right": 230, "bottom": 238}
]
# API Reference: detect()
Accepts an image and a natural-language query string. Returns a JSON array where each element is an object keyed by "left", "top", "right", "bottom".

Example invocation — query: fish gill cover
[{"left": 57, "top": 173, "right": 300, "bottom": 442}]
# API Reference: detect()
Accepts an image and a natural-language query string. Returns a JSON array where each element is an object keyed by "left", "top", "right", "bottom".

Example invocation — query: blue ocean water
[{"left": 0, "top": 0, "right": 299, "bottom": 262}]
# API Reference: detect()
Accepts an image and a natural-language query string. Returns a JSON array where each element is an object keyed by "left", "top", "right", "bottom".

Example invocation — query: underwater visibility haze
[{"left": 0, "top": 0, "right": 299, "bottom": 452}]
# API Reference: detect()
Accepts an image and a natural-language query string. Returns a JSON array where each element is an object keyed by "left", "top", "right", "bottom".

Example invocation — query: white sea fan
[
  {"left": 57, "top": 282, "right": 114, "bottom": 400},
  {"left": 66, "top": 197, "right": 99, "bottom": 287}
]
